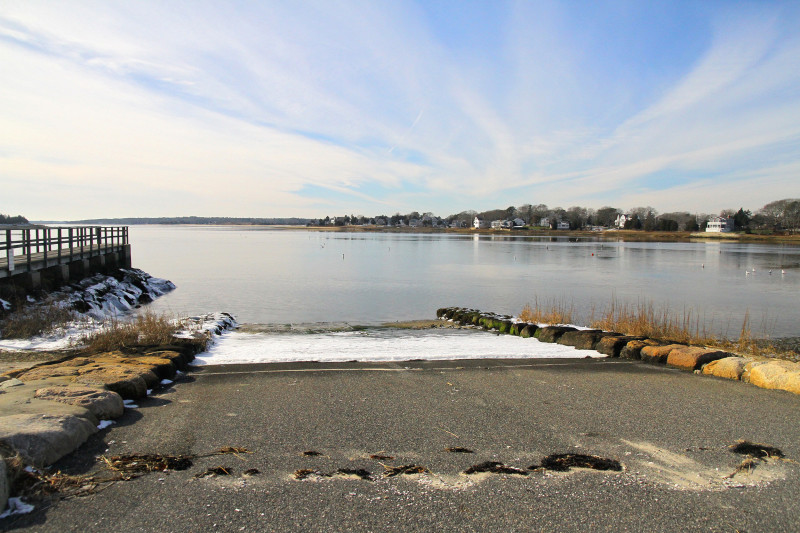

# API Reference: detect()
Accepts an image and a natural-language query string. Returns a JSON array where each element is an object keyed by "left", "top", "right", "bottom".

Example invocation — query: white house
[
  {"left": 557, "top": 221, "right": 570, "bottom": 230},
  {"left": 473, "top": 216, "right": 490, "bottom": 229},
  {"left": 615, "top": 214, "right": 630, "bottom": 228},
  {"left": 706, "top": 216, "right": 734, "bottom": 233},
  {"left": 539, "top": 217, "right": 550, "bottom": 227},
  {"left": 491, "top": 220, "right": 504, "bottom": 229}
]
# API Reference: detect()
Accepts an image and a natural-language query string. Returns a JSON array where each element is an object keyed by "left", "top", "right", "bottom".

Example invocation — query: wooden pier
[{"left": 0, "top": 226, "right": 131, "bottom": 291}]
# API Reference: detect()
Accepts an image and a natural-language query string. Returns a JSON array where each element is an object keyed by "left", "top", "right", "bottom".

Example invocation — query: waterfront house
[
  {"left": 474, "top": 216, "right": 490, "bottom": 229},
  {"left": 513, "top": 218, "right": 526, "bottom": 228},
  {"left": 706, "top": 216, "right": 734, "bottom": 233},
  {"left": 557, "top": 221, "right": 570, "bottom": 230},
  {"left": 615, "top": 214, "right": 630, "bottom": 229}
]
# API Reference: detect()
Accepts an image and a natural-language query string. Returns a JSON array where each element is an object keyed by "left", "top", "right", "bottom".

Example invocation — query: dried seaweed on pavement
[
  {"left": 294, "top": 468, "right": 325, "bottom": 480},
  {"left": 463, "top": 461, "right": 528, "bottom": 476},
  {"left": 725, "top": 457, "right": 759, "bottom": 479},
  {"left": 334, "top": 468, "right": 373, "bottom": 481},
  {"left": 370, "top": 454, "right": 394, "bottom": 460},
  {"left": 103, "top": 454, "right": 194, "bottom": 474},
  {"left": 382, "top": 464, "right": 429, "bottom": 477},
  {"left": 302, "top": 450, "right": 323, "bottom": 456},
  {"left": 729, "top": 441, "right": 784, "bottom": 459},
  {"left": 533, "top": 454, "right": 622, "bottom": 472},
  {"left": 194, "top": 466, "right": 231, "bottom": 478},
  {"left": 243, "top": 468, "right": 261, "bottom": 476},
  {"left": 445, "top": 447, "right": 475, "bottom": 454}
]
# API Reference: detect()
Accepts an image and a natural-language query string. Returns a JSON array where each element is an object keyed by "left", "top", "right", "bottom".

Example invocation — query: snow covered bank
[
  {"left": 0, "top": 268, "right": 177, "bottom": 351},
  {"left": 195, "top": 327, "right": 602, "bottom": 365}
]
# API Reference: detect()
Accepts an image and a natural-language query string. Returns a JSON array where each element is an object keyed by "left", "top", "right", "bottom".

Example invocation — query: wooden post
[
  {"left": 69, "top": 227, "right": 74, "bottom": 261},
  {"left": 5, "top": 229, "right": 13, "bottom": 272}
]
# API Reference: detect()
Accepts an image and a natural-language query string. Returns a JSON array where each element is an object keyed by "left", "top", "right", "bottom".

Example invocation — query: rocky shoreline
[{"left": 437, "top": 307, "right": 800, "bottom": 395}]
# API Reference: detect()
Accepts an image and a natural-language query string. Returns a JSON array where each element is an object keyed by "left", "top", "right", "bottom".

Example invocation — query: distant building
[
  {"left": 557, "top": 221, "right": 570, "bottom": 230},
  {"left": 491, "top": 220, "right": 504, "bottom": 229},
  {"left": 512, "top": 218, "right": 526, "bottom": 228},
  {"left": 615, "top": 214, "right": 630, "bottom": 229},
  {"left": 539, "top": 217, "right": 550, "bottom": 227},
  {"left": 473, "top": 216, "right": 490, "bottom": 229},
  {"left": 706, "top": 216, "right": 734, "bottom": 233}
]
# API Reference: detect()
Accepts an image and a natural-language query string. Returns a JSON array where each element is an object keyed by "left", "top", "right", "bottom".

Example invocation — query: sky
[{"left": 2, "top": 0, "right": 799, "bottom": 221}]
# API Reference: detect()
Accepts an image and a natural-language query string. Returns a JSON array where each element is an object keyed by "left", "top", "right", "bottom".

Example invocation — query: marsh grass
[
  {"left": 522, "top": 298, "right": 796, "bottom": 360},
  {"left": 80, "top": 311, "right": 184, "bottom": 352},
  {"left": 588, "top": 299, "right": 716, "bottom": 345},
  {"left": 0, "top": 298, "right": 76, "bottom": 339},
  {"left": 519, "top": 297, "right": 574, "bottom": 325}
]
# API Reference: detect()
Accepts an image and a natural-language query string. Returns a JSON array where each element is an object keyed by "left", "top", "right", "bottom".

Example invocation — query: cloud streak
[{"left": 1, "top": 1, "right": 799, "bottom": 219}]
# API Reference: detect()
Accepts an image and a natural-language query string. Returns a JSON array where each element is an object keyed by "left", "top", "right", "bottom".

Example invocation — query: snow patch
[
  {"left": 1, "top": 497, "right": 34, "bottom": 518},
  {"left": 196, "top": 328, "right": 603, "bottom": 365},
  {"left": 97, "top": 420, "right": 116, "bottom": 430},
  {"left": 0, "top": 298, "right": 10, "bottom": 311}
]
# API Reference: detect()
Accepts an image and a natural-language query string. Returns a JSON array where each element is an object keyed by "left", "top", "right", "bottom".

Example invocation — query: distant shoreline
[{"left": 31, "top": 221, "right": 800, "bottom": 244}]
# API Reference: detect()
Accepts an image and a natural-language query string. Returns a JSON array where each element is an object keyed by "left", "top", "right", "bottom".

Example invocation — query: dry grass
[
  {"left": 0, "top": 299, "right": 76, "bottom": 339},
  {"left": 519, "top": 297, "right": 574, "bottom": 325},
  {"left": 80, "top": 311, "right": 181, "bottom": 352},
  {"left": 521, "top": 298, "right": 796, "bottom": 361},
  {"left": 588, "top": 299, "right": 716, "bottom": 345}
]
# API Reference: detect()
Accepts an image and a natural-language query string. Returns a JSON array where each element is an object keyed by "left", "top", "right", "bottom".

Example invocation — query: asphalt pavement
[{"left": 4, "top": 357, "right": 800, "bottom": 532}]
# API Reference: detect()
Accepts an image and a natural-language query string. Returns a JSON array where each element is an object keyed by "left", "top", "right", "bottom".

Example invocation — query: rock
[
  {"left": 595, "top": 336, "right": 635, "bottom": 357},
  {"left": 34, "top": 386, "right": 124, "bottom": 420},
  {"left": 747, "top": 360, "right": 800, "bottom": 394},
  {"left": 620, "top": 340, "right": 658, "bottom": 360},
  {"left": 666, "top": 346, "right": 730, "bottom": 371},
  {"left": 0, "top": 414, "right": 97, "bottom": 467},
  {"left": 75, "top": 366, "right": 150, "bottom": 399},
  {"left": 557, "top": 330, "right": 607, "bottom": 350},
  {"left": 702, "top": 357, "right": 751, "bottom": 380},
  {"left": 0, "top": 379, "right": 25, "bottom": 390},
  {"left": 520, "top": 325, "right": 537, "bottom": 338},
  {"left": 535, "top": 326, "right": 577, "bottom": 343},
  {"left": 640, "top": 344, "right": 684, "bottom": 365},
  {"left": 0, "top": 383, "right": 98, "bottom": 425}
]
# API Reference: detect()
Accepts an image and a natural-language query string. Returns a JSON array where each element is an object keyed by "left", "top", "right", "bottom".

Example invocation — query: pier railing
[{"left": 1, "top": 226, "right": 129, "bottom": 274}]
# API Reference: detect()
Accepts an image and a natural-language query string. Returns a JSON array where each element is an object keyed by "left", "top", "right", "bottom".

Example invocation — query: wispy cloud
[{"left": 1, "top": 1, "right": 798, "bottom": 219}]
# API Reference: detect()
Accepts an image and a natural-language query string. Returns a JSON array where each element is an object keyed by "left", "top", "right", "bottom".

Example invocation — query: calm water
[{"left": 130, "top": 226, "right": 800, "bottom": 338}]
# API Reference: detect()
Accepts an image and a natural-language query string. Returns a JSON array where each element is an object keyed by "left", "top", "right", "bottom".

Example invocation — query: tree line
[
  {"left": 0, "top": 214, "right": 29, "bottom": 225},
  {"left": 322, "top": 198, "right": 800, "bottom": 232}
]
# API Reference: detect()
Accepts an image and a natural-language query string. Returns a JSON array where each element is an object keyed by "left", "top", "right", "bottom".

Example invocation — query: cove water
[{"left": 127, "top": 225, "right": 800, "bottom": 364}]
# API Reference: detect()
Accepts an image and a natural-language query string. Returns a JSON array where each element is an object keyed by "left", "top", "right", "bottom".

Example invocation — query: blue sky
[{"left": 2, "top": 0, "right": 799, "bottom": 220}]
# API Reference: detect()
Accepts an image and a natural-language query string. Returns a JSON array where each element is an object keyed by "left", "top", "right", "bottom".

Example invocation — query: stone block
[
  {"left": 557, "top": 330, "right": 605, "bottom": 350},
  {"left": 595, "top": 335, "right": 633, "bottom": 357},
  {"left": 620, "top": 340, "right": 658, "bottom": 360},
  {"left": 666, "top": 346, "right": 730, "bottom": 371},
  {"left": 0, "top": 414, "right": 97, "bottom": 467},
  {"left": 748, "top": 361, "right": 800, "bottom": 394},
  {"left": 640, "top": 344, "right": 683, "bottom": 365},
  {"left": 535, "top": 326, "right": 577, "bottom": 343},
  {"left": 702, "top": 357, "right": 751, "bottom": 381},
  {"left": 34, "top": 386, "right": 124, "bottom": 420}
]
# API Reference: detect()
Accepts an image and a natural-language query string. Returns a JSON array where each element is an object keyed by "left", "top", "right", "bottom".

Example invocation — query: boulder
[
  {"left": 620, "top": 340, "right": 658, "bottom": 360},
  {"left": 34, "top": 386, "right": 124, "bottom": 420},
  {"left": 640, "top": 344, "right": 684, "bottom": 365},
  {"left": 557, "top": 330, "right": 607, "bottom": 350},
  {"left": 702, "top": 357, "right": 751, "bottom": 381},
  {"left": 666, "top": 346, "right": 730, "bottom": 371},
  {"left": 534, "top": 326, "right": 577, "bottom": 343},
  {"left": 747, "top": 361, "right": 800, "bottom": 394},
  {"left": 520, "top": 325, "right": 537, "bottom": 338},
  {"left": 0, "top": 414, "right": 97, "bottom": 467},
  {"left": 75, "top": 366, "right": 150, "bottom": 399},
  {"left": 595, "top": 336, "right": 635, "bottom": 357}
]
